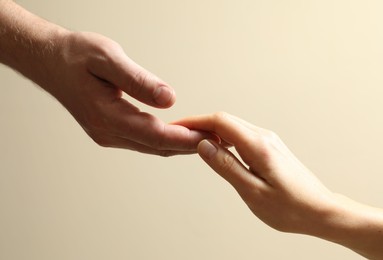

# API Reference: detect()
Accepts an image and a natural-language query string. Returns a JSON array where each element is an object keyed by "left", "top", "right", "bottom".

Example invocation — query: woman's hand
[
  {"left": 175, "top": 112, "right": 383, "bottom": 259},
  {"left": 176, "top": 112, "right": 336, "bottom": 234}
]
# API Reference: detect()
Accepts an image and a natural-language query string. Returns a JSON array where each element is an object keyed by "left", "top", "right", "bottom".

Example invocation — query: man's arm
[
  {"left": 0, "top": 0, "right": 66, "bottom": 87},
  {"left": 0, "top": 0, "right": 210, "bottom": 155},
  {"left": 175, "top": 112, "right": 383, "bottom": 259}
]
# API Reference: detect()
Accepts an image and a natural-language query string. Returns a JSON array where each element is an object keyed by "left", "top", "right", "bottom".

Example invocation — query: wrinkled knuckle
[
  {"left": 219, "top": 152, "right": 236, "bottom": 173},
  {"left": 143, "top": 115, "right": 165, "bottom": 150},
  {"left": 131, "top": 70, "right": 149, "bottom": 97},
  {"left": 150, "top": 128, "right": 164, "bottom": 149}
]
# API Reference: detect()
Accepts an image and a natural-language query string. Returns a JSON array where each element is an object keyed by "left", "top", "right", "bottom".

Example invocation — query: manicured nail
[
  {"left": 199, "top": 140, "right": 218, "bottom": 160},
  {"left": 153, "top": 86, "right": 174, "bottom": 107}
]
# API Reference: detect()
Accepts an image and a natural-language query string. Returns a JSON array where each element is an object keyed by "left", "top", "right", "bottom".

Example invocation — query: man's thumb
[{"left": 123, "top": 63, "right": 176, "bottom": 108}]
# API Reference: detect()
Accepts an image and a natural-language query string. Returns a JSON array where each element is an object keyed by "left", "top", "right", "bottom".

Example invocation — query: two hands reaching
[{"left": 1, "top": 1, "right": 383, "bottom": 258}]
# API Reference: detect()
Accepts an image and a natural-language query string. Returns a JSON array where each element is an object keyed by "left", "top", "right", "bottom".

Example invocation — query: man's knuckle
[
  {"left": 130, "top": 70, "right": 149, "bottom": 96},
  {"left": 148, "top": 120, "right": 166, "bottom": 150}
]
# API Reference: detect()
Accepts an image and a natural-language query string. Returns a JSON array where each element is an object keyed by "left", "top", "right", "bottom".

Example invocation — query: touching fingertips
[
  {"left": 198, "top": 139, "right": 218, "bottom": 160},
  {"left": 153, "top": 86, "right": 175, "bottom": 107}
]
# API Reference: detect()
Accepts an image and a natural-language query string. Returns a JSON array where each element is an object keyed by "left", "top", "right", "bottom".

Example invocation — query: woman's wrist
[{"left": 315, "top": 193, "right": 383, "bottom": 259}]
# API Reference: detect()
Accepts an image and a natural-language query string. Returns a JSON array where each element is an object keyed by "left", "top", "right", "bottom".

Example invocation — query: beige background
[{"left": 1, "top": 0, "right": 383, "bottom": 259}]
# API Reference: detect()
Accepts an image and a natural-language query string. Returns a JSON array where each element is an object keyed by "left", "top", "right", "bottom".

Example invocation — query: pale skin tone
[
  {"left": 0, "top": 0, "right": 211, "bottom": 156},
  {"left": 175, "top": 112, "right": 383, "bottom": 259}
]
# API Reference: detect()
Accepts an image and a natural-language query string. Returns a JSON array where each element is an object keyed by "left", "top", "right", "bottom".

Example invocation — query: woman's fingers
[
  {"left": 174, "top": 112, "right": 275, "bottom": 175},
  {"left": 173, "top": 112, "right": 255, "bottom": 147},
  {"left": 198, "top": 139, "right": 265, "bottom": 193}
]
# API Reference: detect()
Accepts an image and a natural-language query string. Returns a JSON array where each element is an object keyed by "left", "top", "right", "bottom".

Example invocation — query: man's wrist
[
  {"left": 0, "top": 0, "right": 70, "bottom": 89},
  {"left": 31, "top": 26, "right": 70, "bottom": 92}
]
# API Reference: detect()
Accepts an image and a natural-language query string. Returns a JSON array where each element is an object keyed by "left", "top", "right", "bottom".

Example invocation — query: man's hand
[
  {"left": 44, "top": 31, "right": 209, "bottom": 155},
  {"left": 0, "top": 1, "right": 210, "bottom": 156}
]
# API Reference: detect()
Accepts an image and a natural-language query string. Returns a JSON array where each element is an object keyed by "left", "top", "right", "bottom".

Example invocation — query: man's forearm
[{"left": 0, "top": 0, "right": 68, "bottom": 88}]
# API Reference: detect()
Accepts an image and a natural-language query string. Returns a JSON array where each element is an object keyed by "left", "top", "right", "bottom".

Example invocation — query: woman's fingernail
[
  {"left": 199, "top": 140, "right": 218, "bottom": 159},
  {"left": 153, "top": 86, "right": 174, "bottom": 107}
]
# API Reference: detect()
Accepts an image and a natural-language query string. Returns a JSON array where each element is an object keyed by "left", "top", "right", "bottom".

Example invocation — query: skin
[
  {"left": 175, "top": 112, "right": 383, "bottom": 259},
  {"left": 0, "top": 0, "right": 211, "bottom": 156},
  {"left": 2, "top": 0, "right": 382, "bottom": 258}
]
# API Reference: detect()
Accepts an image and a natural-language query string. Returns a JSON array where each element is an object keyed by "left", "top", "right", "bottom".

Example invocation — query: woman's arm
[{"left": 175, "top": 112, "right": 383, "bottom": 259}]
